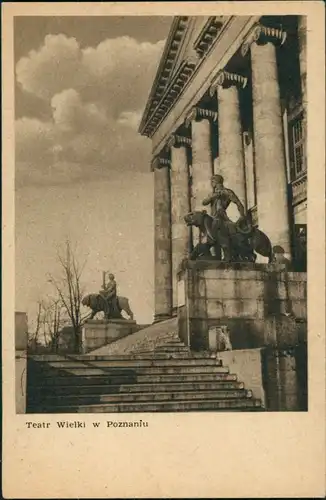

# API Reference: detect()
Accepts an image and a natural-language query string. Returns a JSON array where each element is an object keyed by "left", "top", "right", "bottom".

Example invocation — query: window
[{"left": 289, "top": 113, "right": 306, "bottom": 180}]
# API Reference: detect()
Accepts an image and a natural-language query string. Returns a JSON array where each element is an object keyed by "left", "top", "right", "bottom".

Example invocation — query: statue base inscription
[
  {"left": 81, "top": 319, "right": 138, "bottom": 354},
  {"left": 177, "top": 260, "right": 307, "bottom": 351}
]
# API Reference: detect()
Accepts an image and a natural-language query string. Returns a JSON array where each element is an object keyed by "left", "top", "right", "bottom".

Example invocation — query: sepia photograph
[
  {"left": 3, "top": 2, "right": 325, "bottom": 498},
  {"left": 14, "top": 13, "right": 309, "bottom": 415}
]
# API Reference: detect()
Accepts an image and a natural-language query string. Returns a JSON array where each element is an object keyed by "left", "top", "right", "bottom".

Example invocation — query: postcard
[{"left": 2, "top": 1, "right": 325, "bottom": 498}]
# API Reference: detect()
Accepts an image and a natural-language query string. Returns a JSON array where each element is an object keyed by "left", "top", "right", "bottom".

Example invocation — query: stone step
[
  {"left": 32, "top": 398, "right": 263, "bottom": 413},
  {"left": 159, "top": 337, "right": 184, "bottom": 343},
  {"left": 31, "top": 389, "right": 252, "bottom": 406},
  {"left": 34, "top": 358, "right": 221, "bottom": 369},
  {"left": 29, "top": 372, "right": 238, "bottom": 386},
  {"left": 152, "top": 345, "right": 190, "bottom": 352},
  {"left": 134, "top": 346, "right": 190, "bottom": 354},
  {"left": 29, "top": 352, "right": 215, "bottom": 362},
  {"left": 31, "top": 365, "right": 229, "bottom": 377},
  {"left": 28, "top": 380, "right": 245, "bottom": 396}
]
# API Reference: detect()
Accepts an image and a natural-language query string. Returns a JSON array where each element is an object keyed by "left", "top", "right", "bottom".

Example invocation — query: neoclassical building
[{"left": 139, "top": 15, "right": 307, "bottom": 322}]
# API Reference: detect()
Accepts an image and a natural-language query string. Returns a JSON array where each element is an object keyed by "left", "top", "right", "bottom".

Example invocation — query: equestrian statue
[
  {"left": 184, "top": 174, "right": 273, "bottom": 263},
  {"left": 82, "top": 272, "right": 134, "bottom": 320}
]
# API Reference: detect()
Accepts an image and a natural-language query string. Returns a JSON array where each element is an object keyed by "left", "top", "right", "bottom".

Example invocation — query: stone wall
[{"left": 178, "top": 260, "right": 307, "bottom": 351}]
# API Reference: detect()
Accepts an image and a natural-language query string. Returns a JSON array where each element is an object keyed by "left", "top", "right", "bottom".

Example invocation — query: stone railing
[{"left": 291, "top": 172, "right": 307, "bottom": 205}]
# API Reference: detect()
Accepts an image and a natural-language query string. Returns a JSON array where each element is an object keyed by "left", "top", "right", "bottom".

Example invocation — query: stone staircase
[{"left": 27, "top": 330, "right": 264, "bottom": 413}]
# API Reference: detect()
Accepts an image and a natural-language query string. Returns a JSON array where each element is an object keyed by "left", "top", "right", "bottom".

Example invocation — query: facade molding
[
  {"left": 193, "top": 16, "right": 225, "bottom": 57},
  {"left": 150, "top": 16, "right": 260, "bottom": 156},
  {"left": 142, "top": 57, "right": 198, "bottom": 137},
  {"left": 139, "top": 16, "right": 190, "bottom": 133},
  {"left": 139, "top": 16, "right": 232, "bottom": 137}
]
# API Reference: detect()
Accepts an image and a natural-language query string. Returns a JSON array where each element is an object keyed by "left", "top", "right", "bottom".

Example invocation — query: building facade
[{"left": 139, "top": 16, "right": 307, "bottom": 322}]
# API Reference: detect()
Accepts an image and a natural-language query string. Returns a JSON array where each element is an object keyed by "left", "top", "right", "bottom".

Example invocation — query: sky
[{"left": 15, "top": 16, "right": 173, "bottom": 329}]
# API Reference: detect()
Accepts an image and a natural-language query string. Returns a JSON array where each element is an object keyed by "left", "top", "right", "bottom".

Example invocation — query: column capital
[
  {"left": 210, "top": 70, "right": 248, "bottom": 96},
  {"left": 241, "top": 23, "right": 287, "bottom": 57},
  {"left": 151, "top": 156, "right": 171, "bottom": 171},
  {"left": 166, "top": 134, "right": 192, "bottom": 149},
  {"left": 185, "top": 106, "right": 218, "bottom": 128}
]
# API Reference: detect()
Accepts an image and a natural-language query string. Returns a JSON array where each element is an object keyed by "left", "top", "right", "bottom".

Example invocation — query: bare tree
[
  {"left": 42, "top": 298, "right": 65, "bottom": 353},
  {"left": 27, "top": 301, "right": 43, "bottom": 351},
  {"left": 48, "top": 240, "right": 87, "bottom": 352}
]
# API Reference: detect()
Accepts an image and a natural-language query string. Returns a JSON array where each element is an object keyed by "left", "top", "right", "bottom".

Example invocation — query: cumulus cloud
[
  {"left": 16, "top": 33, "right": 165, "bottom": 115},
  {"left": 15, "top": 89, "right": 152, "bottom": 187},
  {"left": 16, "top": 34, "right": 82, "bottom": 101},
  {"left": 15, "top": 33, "right": 165, "bottom": 187}
]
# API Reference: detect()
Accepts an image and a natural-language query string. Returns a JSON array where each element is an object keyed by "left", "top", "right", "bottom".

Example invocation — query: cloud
[
  {"left": 15, "top": 117, "right": 56, "bottom": 163},
  {"left": 51, "top": 89, "right": 108, "bottom": 133},
  {"left": 16, "top": 34, "right": 165, "bottom": 115},
  {"left": 15, "top": 33, "right": 165, "bottom": 187},
  {"left": 15, "top": 90, "right": 152, "bottom": 188},
  {"left": 16, "top": 34, "right": 82, "bottom": 101}
]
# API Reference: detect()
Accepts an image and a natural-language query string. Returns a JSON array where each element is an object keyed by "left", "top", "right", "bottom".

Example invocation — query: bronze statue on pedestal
[
  {"left": 81, "top": 272, "right": 134, "bottom": 321},
  {"left": 184, "top": 174, "right": 273, "bottom": 263}
]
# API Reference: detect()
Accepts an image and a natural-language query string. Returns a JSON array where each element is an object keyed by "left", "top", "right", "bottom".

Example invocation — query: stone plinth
[
  {"left": 177, "top": 260, "right": 307, "bottom": 351},
  {"left": 81, "top": 319, "right": 138, "bottom": 354}
]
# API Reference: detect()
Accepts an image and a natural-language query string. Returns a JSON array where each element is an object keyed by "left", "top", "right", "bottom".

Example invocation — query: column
[
  {"left": 297, "top": 16, "right": 307, "bottom": 110},
  {"left": 167, "top": 134, "right": 191, "bottom": 312},
  {"left": 298, "top": 16, "right": 307, "bottom": 176},
  {"left": 210, "top": 70, "right": 248, "bottom": 210},
  {"left": 242, "top": 24, "right": 292, "bottom": 259},
  {"left": 185, "top": 107, "right": 216, "bottom": 244},
  {"left": 152, "top": 156, "right": 172, "bottom": 321}
]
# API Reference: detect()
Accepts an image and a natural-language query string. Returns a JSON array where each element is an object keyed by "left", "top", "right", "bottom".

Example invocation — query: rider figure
[
  {"left": 202, "top": 174, "right": 253, "bottom": 260},
  {"left": 100, "top": 273, "right": 120, "bottom": 318},
  {"left": 202, "top": 174, "right": 246, "bottom": 234}
]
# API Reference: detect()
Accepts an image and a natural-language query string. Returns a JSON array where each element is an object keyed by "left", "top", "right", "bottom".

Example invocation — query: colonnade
[{"left": 152, "top": 21, "right": 306, "bottom": 320}]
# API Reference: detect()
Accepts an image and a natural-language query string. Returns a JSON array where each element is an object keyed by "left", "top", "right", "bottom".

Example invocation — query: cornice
[
  {"left": 139, "top": 15, "right": 229, "bottom": 138},
  {"left": 141, "top": 56, "right": 198, "bottom": 137},
  {"left": 139, "top": 17, "right": 189, "bottom": 134},
  {"left": 193, "top": 16, "right": 225, "bottom": 57}
]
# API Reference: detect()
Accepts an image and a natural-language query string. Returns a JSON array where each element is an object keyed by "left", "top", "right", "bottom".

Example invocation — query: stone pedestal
[
  {"left": 81, "top": 319, "right": 138, "bottom": 353},
  {"left": 177, "top": 260, "right": 307, "bottom": 351}
]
